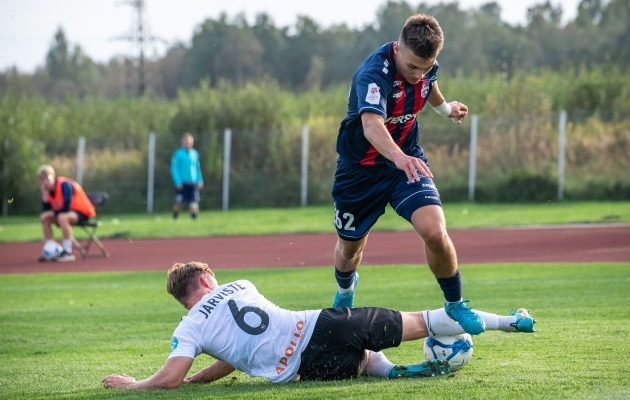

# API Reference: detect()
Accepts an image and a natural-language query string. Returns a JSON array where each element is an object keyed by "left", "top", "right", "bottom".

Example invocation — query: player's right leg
[
  {"left": 333, "top": 238, "right": 364, "bottom": 307},
  {"left": 173, "top": 189, "right": 184, "bottom": 220},
  {"left": 331, "top": 163, "right": 392, "bottom": 308},
  {"left": 38, "top": 211, "right": 57, "bottom": 262},
  {"left": 54, "top": 211, "right": 79, "bottom": 262},
  {"left": 391, "top": 173, "right": 485, "bottom": 336},
  {"left": 40, "top": 210, "right": 56, "bottom": 241}
]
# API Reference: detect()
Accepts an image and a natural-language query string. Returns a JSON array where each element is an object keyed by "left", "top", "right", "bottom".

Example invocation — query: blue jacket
[{"left": 171, "top": 147, "right": 203, "bottom": 187}]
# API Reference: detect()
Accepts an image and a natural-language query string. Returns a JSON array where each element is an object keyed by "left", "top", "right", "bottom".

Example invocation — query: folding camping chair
[{"left": 71, "top": 191, "right": 110, "bottom": 259}]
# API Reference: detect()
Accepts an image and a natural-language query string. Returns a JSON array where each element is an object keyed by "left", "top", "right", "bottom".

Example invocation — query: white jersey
[{"left": 168, "top": 280, "right": 321, "bottom": 383}]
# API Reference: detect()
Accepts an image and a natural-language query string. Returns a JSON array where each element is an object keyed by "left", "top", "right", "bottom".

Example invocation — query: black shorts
[
  {"left": 76, "top": 212, "right": 90, "bottom": 224},
  {"left": 297, "top": 307, "right": 403, "bottom": 381},
  {"left": 53, "top": 211, "right": 89, "bottom": 224},
  {"left": 175, "top": 183, "right": 200, "bottom": 204}
]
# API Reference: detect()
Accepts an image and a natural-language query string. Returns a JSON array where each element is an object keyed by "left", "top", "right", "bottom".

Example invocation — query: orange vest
[{"left": 46, "top": 177, "right": 96, "bottom": 218}]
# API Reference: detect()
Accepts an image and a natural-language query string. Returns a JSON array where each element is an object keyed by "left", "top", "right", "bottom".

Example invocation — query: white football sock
[
  {"left": 365, "top": 351, "right": 395, "bottom": 378},
  {"left": 62, "top": 239, "right": 72, "bottom": 253},
  {"left": 423, "top": 308, "right": 514, "bottom": 335},
  {"left": 338, "top": 281, "right": 355, "bottom": 294}
]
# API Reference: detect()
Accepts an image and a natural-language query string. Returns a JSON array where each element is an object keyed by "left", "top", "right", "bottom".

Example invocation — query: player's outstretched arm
[
  {"left": 428, "top": 81, "right": 468, "bottom": 124},
  {"left": 184, "top": 359, "right": 236, "bottom": 384},
  {"left": 102, "top": 356, "right": 193, "bottom": 390}
]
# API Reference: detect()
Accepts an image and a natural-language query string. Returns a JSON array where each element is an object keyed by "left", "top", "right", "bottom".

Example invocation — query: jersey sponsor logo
[
  {"left": 421, "top": 80, "right": 430, "bottom": 98},
  {"left": 422, "top": 183, "right": 436, "bottom": 189},
  {"left": 276, "top": 320, "right": 305, "bottom": 375},
  {"left": 384, "top": 112, "right": 418, "bottom": 125},
  {"left": 425, "top": 195, "right": 440, "bottom": 200},
  {"left": 393, "top": 80, "right": 403, "bottom": 86},
  {"left": 171, "top": 337, "right": 179, "bottom": 351},
  {"left": 365, "top": 83, "right": 381, "bottom": 105},
  {"left": 392, "top": 91, "right": 404, "bottom": 98}
]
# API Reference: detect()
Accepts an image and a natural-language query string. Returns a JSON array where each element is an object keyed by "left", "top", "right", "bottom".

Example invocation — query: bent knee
[
  {"left": 421, "top": 229, "right": 450, "bottom": 249},
  {"left": 336, "top": 238, "right": 366, "bottom": 261},
  {"left": 39, "top": 211, "right": 55, "bottom": 224}
]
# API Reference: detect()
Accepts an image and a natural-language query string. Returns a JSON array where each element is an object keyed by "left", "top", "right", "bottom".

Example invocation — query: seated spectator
[{"left": 38, "top": 165, "right": 96, "bottom": 262}]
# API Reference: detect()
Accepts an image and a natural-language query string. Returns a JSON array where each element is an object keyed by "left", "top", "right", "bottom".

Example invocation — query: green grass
[
  {"left": 1, "top": 263, "right": 629, "bottom": 399},
  {"left": 1, "top": 201, "right": 629, "bottom": 243}
]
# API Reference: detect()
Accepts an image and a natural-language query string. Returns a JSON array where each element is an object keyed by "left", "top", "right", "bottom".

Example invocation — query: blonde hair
[
  {"left": 166, "top": 261, "right": 214, "bottom": 305},
  {"left": 37, "top": 165, "right": 56, "bottom": 178}
]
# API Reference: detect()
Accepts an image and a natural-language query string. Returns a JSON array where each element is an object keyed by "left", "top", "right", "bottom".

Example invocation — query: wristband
[{"left": 432, "top": 101, "right": 452, "bottom": 117}]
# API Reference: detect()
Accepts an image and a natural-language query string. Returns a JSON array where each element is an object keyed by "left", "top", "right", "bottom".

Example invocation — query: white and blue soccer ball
[
  {"left": 42, "top": 241, "right": 63, "bottom": 260},
  {"left": 423, "top": 333, "right": 473, "bottom": 372}
]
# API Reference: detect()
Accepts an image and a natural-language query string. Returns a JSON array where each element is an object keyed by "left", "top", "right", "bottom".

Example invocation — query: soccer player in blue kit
[{"left": 331, "top": 14, "right": 486, "bottom": 335}]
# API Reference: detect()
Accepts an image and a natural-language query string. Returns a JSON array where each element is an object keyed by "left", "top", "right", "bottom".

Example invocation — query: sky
[{"left": 0, "top": 0, "right": 583, "bottom": 73}]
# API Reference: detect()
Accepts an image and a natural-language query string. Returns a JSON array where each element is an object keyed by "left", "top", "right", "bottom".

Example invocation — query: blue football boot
[
  {"left": 445, "top": 299, "right": 486, "bottom": 335},
  {"left": 332, "top": 272, "right": 359, "bottom": 308}
]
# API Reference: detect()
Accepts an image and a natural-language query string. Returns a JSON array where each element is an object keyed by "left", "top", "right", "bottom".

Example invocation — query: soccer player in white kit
[{"left": 103, "top": 262, "right": 536, "bottom": 390}]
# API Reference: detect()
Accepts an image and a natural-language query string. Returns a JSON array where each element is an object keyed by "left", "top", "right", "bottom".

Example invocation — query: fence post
[
  {"left": 76, "top": 136, "right": 85, "bottom": 185},
  {"left": 301, "top": 125, "right": 309, "bottom": 207},
  {"left": 557, "top": 110, "right": 567, "bottom": 201},
  {"left": 2, "top": 139, "right": 8, "bottom": 217},
  {"left": 147, "top": 132, "right": 156, "bottom": 213},
  {"left": 468, "top": 115, "right": 478, "bottom": 201},
  {"left": 222, "top": 128, "right": 232, "bottom": 211}
]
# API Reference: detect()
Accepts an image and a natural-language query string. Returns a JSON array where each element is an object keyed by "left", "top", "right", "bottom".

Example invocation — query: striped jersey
[{"left": 336, "top": 41, "right": 439, "bottom": 168}]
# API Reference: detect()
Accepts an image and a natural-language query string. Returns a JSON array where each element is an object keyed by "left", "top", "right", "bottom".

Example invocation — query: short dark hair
[{"left": 400, "top": 14, "right": 444, "bottom": 60}]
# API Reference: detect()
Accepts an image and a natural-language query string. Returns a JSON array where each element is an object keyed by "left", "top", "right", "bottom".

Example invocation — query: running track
[{"left": 1, "top": 224, "right": 628, "bottom": 274}]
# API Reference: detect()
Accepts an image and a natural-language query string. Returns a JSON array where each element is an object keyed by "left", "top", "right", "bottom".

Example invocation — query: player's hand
[
  {"left": 102, "top": 374, "right": 136, "bottom": 389},
  {"left": 448, "top": 101, "right": 468, "bottom": 124},
  {"left": 175, "top": 186, "right": 182, "bottom": 191},
  {"left": 392, "top": 153, "right": 433, "bottom": 182},
  {"left": 197, "top": 183, "right": 203, "bottom": 190}
]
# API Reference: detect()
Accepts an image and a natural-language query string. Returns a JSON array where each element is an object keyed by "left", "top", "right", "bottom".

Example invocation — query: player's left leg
[
  {"left": 400, "top": 308, "right": 536, "bottom": 340},
  {"left": 55, "top": 211, "right": 79, "bottom": 262},
  {"left": 189, "top": 184, "right": 201, "bottom": 219},
  {"left": 390, "top": 174, "right": 485, "bottom": 335},
  {"left": 363, "top": 350, "right": 451, "bottom": 379},
  {"left": 411, "top": 206, "right": 485, "bottom": 335},
  {"left": 189, "top": 202, "right": 199, "bottom": 220}
]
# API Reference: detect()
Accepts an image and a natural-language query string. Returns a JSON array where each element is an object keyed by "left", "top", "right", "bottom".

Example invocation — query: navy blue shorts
[
  {"left": 175, "top": 183, "right": 200, "bottom": 204},
  {"left": 331, "top": 160, "right": 442, "bottom": 241}
]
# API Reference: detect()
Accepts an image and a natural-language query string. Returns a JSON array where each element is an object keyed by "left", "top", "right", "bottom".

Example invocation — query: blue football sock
[{"left": 436, "top": 270, "right": 463, "bottom": 303}]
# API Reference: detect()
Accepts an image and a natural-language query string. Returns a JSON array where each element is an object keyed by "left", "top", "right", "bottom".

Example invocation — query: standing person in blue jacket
[
  {"left": 330, "top": 14, "right": 486, "bottom": 336},
  {"left": 171, "top": 132, "right": 203, "bottom": 220}
]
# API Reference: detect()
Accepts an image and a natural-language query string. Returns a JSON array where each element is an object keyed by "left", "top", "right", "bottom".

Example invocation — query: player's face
[
  {"left": 39, "top": 174, "right": 55, "bottom": 191},
  {"left": 394, "top": 41, "right": 436, "bottom": 85}
]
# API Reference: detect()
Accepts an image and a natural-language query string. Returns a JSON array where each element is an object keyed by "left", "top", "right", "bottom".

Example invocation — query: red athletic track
[{"left": 0, "top": 224, "right": 628, "bottom": 274}]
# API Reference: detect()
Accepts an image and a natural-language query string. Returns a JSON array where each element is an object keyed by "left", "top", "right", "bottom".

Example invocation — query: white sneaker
[{"left": 54, "top": 250, "right": 76, "bottom": 262}]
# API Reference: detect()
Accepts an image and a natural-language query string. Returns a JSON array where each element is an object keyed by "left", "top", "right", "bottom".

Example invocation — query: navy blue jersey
[{"left": 336, "top": 42, "right": 439, "bottom": 168}]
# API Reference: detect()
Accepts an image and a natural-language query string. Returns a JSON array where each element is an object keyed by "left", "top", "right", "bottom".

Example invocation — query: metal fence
[{"left": 3, "top": 110, "right": 629, "bottom": 216}]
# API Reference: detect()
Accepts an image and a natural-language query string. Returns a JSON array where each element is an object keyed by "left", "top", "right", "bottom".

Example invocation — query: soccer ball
[
  {"left": 42, "top": 241, "right": 63, "bottom": 260},
  {"left": 423, "top": 334, "right": 473, "bottom": 372}
]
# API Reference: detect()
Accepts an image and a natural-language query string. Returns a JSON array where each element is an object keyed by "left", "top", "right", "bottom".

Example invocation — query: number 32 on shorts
[{"left": 334, "top": 205, "right": 356, "bottom": 231}]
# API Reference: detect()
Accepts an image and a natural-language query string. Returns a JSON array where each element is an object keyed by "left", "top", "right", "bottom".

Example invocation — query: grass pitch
[
  {"left": 0, "top": 201, "right": 629, "bottom": 243},
  {"left": 1, "top": 263, "right": 629, "bottom": 399}
]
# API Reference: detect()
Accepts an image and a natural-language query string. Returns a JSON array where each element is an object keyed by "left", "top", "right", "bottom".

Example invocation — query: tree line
[{"left": 1, "top": 0, "right": 629, "bottom": 99}]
